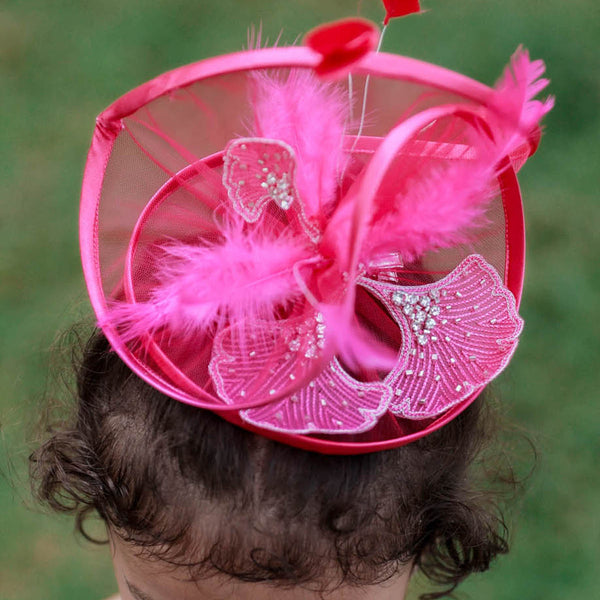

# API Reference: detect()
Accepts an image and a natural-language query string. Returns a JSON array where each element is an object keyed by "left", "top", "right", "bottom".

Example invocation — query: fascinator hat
[{"left": 80, "top": 1, "right": 553, "bottom": 454}]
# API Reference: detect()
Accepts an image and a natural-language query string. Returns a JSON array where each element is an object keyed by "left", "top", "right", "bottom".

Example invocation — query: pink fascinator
[{"left": 80, "top": 2, "right": 553, "bottom": 454}]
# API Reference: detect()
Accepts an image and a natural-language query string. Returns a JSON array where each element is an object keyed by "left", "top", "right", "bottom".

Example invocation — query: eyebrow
[{"left": 125, "top": 578, "right": 159, "bottom": 600}]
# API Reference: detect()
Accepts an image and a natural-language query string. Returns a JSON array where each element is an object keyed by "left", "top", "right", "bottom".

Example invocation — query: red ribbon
[
  {"left": 382, "top": 0, "right": 421, "bottom": 25},
  {"left": 305, "top": 18, "right": 380, "bottom": 78}
]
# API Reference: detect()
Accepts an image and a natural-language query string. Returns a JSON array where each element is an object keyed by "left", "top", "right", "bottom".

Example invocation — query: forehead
[
  {"left": 112, "top": 536, "right": 228, "bottom": 600},
  {"left": 110, "top": 534, "right": 410, "bottom": 600}
]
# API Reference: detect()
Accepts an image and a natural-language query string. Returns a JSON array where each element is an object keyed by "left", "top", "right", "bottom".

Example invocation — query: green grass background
[{"left": 1, "top": 0, "right": 598, "bottom": 598}]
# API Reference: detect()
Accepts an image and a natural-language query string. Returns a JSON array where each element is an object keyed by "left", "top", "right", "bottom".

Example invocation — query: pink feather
[
  {"left": 362, "top": 149, "right": 495, "bottom": 263},
  {"left": 319, "top": 303, "right": 398, "bottom": 372},
  {"left": 105, "top": 228, "right": 312, "bottom": 341},
  {"left": 249, "top": 69, "right": 349, "bottom": 220},
  {"left": 361, "top": 47, "right": 553, "bottom": 264},
  {"left": 490, "top": 46, "right": 555, "bottom": 154}
]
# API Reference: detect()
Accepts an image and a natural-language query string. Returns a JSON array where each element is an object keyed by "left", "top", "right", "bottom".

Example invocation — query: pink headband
[{"left": 80, "top": 2, "right": 553, "bottom": 454}]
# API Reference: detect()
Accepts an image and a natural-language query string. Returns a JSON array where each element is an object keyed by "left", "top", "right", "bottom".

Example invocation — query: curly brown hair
[{"left": 30, "top": 329, "right": 524, "bottom": 599}]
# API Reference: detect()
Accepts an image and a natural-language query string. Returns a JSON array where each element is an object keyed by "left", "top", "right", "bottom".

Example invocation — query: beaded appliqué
[
  {"left": 361, "top": 254, "right": 524, "bottom": 419},
  {"left": 209, "top": 320, "right": 390, "bottom": 434},
  {"left": 209, "top": 255, "right": 522, "bottom": 434},
  {"left": 241, "top": 358, "right": 391, "bottom": 434},
  {"left": 210, "top": 314, "right": 330, "bottom": 406},
  {"left": 222, "top": 138, "right": 320, "bottom": 241}
]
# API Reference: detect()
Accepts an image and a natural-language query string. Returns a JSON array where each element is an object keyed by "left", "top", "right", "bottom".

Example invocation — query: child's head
[
  {"left": 32, "top": 7, "right": 552, "bottom": 598},
  {"left": 32, "top": 329, "right": 511, "bottom": 600}
]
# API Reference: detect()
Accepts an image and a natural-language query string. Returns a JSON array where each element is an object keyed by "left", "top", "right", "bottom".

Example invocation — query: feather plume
[
  {"left": 361, "top": 47, "right": 553, "bottom": 263},
  {"left": 319, "top": 303, "right": 398, "bottom": 372},
  {"left": 490, "top": 46, "right": 555, "bottom": 155},
  {"left": 249, "top": 69, "right": 349, "bottom": 219},
  {"left": 362, "top": 131, "right": 496, "bottom": 263},
  {"left": 105, "top": 228, "right": 311, "bottom": 341}
]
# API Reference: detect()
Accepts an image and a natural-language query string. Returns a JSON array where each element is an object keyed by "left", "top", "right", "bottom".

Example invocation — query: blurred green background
[{"left": 1, "top": 0, "right": 598, "bottom": 599}]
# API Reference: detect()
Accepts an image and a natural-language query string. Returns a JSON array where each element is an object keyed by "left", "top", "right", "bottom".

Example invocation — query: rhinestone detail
[
  {"left": 391, "top": 289, "right": 442, "bottom": 345},
  {"left": 260, "top": 171, "right": 294, "bottom": 210}
]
